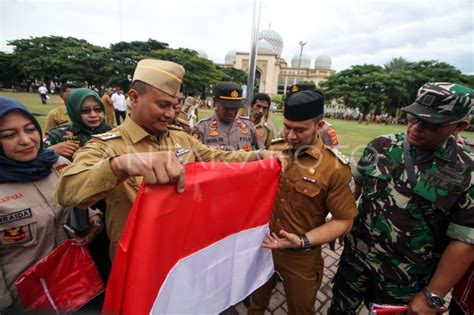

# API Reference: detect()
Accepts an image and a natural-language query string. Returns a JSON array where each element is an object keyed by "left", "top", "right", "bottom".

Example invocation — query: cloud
[{"left": 1, "top": 0, "right": 472, "bottom": 73}]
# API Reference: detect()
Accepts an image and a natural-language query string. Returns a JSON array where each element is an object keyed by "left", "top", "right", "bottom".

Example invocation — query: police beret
[
  {"left": 284, "top": 90, "right": 324, "bottom": 121},
  {"left": 132, "top": 59, "right": 185, "bottom": 97}
]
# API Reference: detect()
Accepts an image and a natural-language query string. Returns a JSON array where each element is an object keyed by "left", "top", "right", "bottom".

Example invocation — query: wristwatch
[
  {"left": 299, "top": 233, "right": 311, "bottom": 250},
  {"left": 422, "top": 287, "right": 445, "bottom": 309}
]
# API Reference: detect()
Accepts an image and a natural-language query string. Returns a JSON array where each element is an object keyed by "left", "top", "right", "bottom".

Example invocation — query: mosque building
[{"left": 219, "top": 28, "right": 335, "bottom": 96}]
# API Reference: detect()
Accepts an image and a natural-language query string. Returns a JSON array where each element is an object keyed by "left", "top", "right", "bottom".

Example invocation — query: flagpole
[{"left": 245, "top": 0, "right": 262, "bottom": 116}]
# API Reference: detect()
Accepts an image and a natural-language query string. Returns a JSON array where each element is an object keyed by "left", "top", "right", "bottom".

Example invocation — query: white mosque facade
[{"left": 220, "top": 28, "right": 336, "bottom": 96}]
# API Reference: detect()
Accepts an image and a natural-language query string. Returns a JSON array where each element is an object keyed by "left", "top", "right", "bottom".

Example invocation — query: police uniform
[
  {"left": 101, "top": 92, "right": 115, "bottom": 126},
  {"left": 194, "top": 82, "right": 264, "bottom": 151},
  {"left": 249, "top": 89, "right": 358, "bottom": 315},
  {"left": 44, "top": 104, "right": 70, "bottom": 132},
  {"left": 0, "top": 157, "right": 71, "bottom": 310},
  {"left": 195, "top": 114, "right": 263, "bottom": 151},
  {"left": 54, "top": 60, "right": 261, "bottom": 260},
  {"left": 254, "top": 118, "right": 275, "bottom": 149},
  {"left": 330, "top": 82, "right": 474, "bottom": 313}
]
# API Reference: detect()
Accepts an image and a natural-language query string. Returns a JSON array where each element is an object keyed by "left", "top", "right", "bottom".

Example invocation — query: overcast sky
[{"left": 1, "top": 0, "right": 473, "bottom": 73}]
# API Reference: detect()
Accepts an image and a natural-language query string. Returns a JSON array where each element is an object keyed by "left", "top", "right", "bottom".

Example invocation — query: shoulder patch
[
  {"left": 91, "top": 131, "right": 121, "bottom": 141},
  {"left": 271, "top": 137, "right": 286, "bottom": 145},
  {"left": 238, "top": 115, "right": 251, "bottom": 120},
  {"left": 326, "top": 146, "right": 350, "bottom": 165}
]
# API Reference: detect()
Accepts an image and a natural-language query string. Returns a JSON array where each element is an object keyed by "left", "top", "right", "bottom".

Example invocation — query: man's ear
[
  {"left": 128, "top": 89, "right": 139, "bottom": 108},
  {"left": 317, "top": 120, "right": 325, "bottom": 129},
  {"left": 453, "top": 120, "right": 470, "bottom": 135}
]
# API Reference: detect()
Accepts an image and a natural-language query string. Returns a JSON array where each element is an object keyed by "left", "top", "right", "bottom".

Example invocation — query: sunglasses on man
[{"left": 406, "top": 113, "right": 465, "bottom": 131}]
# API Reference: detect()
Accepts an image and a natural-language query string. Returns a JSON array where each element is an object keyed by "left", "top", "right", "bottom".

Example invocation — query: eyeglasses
[
  {"left": 80, "top": 107, "right": 104, "bottom": 115},
  {"left": 406, "top": 113, "right": 464, "bottom": 131}
]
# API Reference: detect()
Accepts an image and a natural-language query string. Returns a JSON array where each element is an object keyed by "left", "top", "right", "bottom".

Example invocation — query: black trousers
[{"left": 115, "top": 109, "right": 126, "bottom": 125}]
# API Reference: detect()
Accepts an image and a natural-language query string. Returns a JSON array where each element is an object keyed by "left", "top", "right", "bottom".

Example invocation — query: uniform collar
[
  {"left": 282, "top": 137, "right": 323, "bottom": 160},
  {"left": 121, "top": 115, "right": 162, "bottom": 144}
]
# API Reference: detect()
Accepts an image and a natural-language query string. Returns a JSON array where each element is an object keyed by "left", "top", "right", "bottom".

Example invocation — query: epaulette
[
  {"left": 325, "top": 146, "right": 350, "bottom": 165},
  {"left": 168, "top": 125, "right": 185, "bottom": 131},
  {"left": 176, "top": 118, "right": 191, "bottom": 127},
  {"left": 92, "top": 131, "right": 121, "bottom": 141},
  {"left": 196, "top": 116, "right": 212, "bottom": 125},
  {"left": 178, "top": 111, "right": 189, "bottom": 120},
  {"left": 263, "top": 122, "right": 273, "bottom": 131},
  {"left": 237, "top": 115, "right": 251, "bottom": 121},
  {"left": 271, "top": 137, "right": 286, "bottom": 145}
]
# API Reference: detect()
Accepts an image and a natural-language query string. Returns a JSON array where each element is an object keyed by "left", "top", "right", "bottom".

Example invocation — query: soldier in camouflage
[{"left": 330, "top": 82, "right": 474, "bottom": 314}]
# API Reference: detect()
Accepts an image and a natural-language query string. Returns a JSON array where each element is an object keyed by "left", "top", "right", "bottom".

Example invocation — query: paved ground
[{"left": 234, "top": 242, "right": 370, "bottom": 315}]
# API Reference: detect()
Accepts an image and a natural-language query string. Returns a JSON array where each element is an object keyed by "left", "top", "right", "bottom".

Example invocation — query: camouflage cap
[{"left": 401, "top": 82, "right": 473, "bottom": 124}]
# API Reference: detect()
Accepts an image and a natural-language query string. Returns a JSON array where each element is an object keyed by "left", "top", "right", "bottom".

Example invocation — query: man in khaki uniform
[
  {"left": 101, "top": 88, "right": 115, "bottom": 126},
  {"left": 43, "top": 83, "right": 79, "bottom": 132},
  {"left": 54, "top": 59, "right": 281, "bottom": 260},
  {"left": 171, "top": 92, "right": 192, "bottom": 134},
  {"left": 248, "top": 88, "right": 358, "bottom": 315},
  {"left": 249, "top": 93, "right": 275, "bottom": 149}
]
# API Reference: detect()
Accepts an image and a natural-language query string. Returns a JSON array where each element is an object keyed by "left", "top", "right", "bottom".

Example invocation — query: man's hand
[
  {"left": 257, "top": 150, "right": 287, "bottom": 172},
  {"left": 262, "top": 230, "right": 300, "bottom": 249},
  {"left": 50, "top": 142, "right": 80, "bottom": 158},
  {"left": 408, "top": 292, "right": 437, "bottom": 315},
  {"left": 110, "top": 152, "right": 185, "bottom": 193}
]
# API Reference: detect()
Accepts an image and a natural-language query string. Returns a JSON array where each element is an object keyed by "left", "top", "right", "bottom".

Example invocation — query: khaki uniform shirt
[
  {"left": 194, "top": 114, "right": 264, "bottom": 151},
  {"left": 55, "top": 116, "right": 260, "bottom": 259},
  {"left": 254, "top": 119, "right": 275, "bottom": 149},
  {"left": 44, "top": 104, "right": 70, "bottom": 132},
  {"left": 269, "top": 138, "right": 358, "bottom": 235},
  {"left": 0, "top": 157, "right": 71, "bottom": 310},
  {"left": 101, "top": 94, "right": 115, "bottom": 114}
]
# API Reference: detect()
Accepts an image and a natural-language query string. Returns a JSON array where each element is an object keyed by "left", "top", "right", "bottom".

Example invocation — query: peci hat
[
  {"left": 132, "top": 59, "right": 185, "bottom": 97},
  {"left": 401, "top": 82, "right": 473, "bottom": 124},
  {"left": 213, "top": 81, "right": 244, "bottom": 108},
  {"left": 284, "top": 89, "right": 325, "bottom": 121}
]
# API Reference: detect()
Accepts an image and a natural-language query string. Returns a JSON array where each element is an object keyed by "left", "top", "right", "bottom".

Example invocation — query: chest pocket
[
  {"left": 0, "top": 208, "right": 37, "bottom": 248},
  {"left": 290, "top": 180, "right": 321, "bottom": 211}
]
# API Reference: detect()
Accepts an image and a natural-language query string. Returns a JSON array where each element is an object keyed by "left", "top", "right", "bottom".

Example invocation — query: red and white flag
[{"left": 103, "top": 159, "right": 280, "bottom": 314}]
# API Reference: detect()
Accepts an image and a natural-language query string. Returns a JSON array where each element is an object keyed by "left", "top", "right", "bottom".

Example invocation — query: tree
[
  {"left": 384, "top": 57, "right": 411, "bottom": 72},
  {"left": 108, "top": 39, "right": 168, "bottom": 90},
  {"left": 148, "top": 48, "right": 222, "bottom": 97},
  {"left": 218, "top": 67, "right": 248, "bottom": 85},
  {"left": 0, "top": 52, "right": 20, "bottom": 89},
  {"left": 7, "top": 36, "right": 111, "bottom": 90}
]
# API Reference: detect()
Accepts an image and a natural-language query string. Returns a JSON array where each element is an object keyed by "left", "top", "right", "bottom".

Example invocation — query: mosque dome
[
  {"left": 257, "top": 39, "right": 274, "bottom": 54},
  {"left": 258, "top": 28, "right": 283, "bottom": 57},
  {"left": 291, "top": 53, "right": 311, "bottom": 68},
  {"left": 314, "top": 54, "right": 332, "bottom": 69},
  {"left": 225, "top": 50, "right": 237, "bottom": 64},
  {"left": 197, "top": 49, "right": 208, "bottom": 59}
]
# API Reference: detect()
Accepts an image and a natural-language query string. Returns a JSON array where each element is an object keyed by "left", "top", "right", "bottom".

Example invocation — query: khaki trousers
[{"left": 248, "top": 247, "right": 324, "bottom": 315}]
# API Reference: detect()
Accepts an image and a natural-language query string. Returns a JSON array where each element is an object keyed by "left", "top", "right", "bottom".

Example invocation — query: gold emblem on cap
[
  {"left": 291, "top": 85, "right": 299, "bottom": 92},
  {"left": 230, "top": 90, "right": 239, "bottom": 98},
  {"left": 308, "top": 168, "right": 315, "bottom": 175}
]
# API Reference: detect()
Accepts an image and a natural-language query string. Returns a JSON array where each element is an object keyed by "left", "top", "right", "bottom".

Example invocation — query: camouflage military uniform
[
  {"left": 330, "top": 133, "right": 474, "bottom": 313},
  {"left": 194, "top": 113, "right": 264, "bottom": 151}
]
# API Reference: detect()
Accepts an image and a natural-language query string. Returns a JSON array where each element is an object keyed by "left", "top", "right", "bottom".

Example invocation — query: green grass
[{"left": 2, "top": 91, "right": 472, "bottom": 160}]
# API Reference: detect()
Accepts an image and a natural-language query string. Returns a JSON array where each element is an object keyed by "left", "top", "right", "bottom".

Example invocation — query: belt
[{"left": 283, "top": 245, "right": 320, "bottom": 253}]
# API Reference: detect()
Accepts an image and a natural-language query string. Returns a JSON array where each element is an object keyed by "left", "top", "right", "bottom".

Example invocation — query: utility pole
[
  {"left": 245, "top": 0, "right": 262, "bottom": 116},
  {"left": 296, "top": 41, "right": 307, "bottom": 83}
]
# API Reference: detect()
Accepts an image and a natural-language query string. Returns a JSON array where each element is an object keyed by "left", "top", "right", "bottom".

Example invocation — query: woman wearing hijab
[
  {"left": 0, "top": 97, "right": 102, "bottom": 313},
  {"left": 45, "top": 88, "right": 112, "bottom": 158}
]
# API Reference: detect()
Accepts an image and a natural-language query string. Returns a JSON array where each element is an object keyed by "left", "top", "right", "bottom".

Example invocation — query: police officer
[
  {"left": 194, "top": 82, "right": 264, "bottom": 151},
  {"left": 44, "top": 83, "right": 79, "bottom": 132},
  {"left": 248, "top": 88, "right": 358, "bottom": 315},
  {"left": 329, "top": 82, "right": 474, "bottom": 314},
  {"left": 249, "top": 93, "right": 275, "bottom": 149},
  {"left": 54, "top": 59, "right": 281, "bottom": 260}
]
